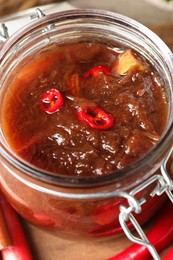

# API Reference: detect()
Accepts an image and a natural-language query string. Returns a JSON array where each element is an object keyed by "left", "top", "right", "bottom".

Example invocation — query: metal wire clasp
[
  {"left": 0, "top": 23, "right": 9, "bottom": 44},
  {"left": 30, "top": 8, "right": 55, "bottom": 32},
  {"left": 119, "top": 147, "right": 173, "bottom": 260},
  {"left": 30, "top": 8, "right": 46, "bottom": 20}
]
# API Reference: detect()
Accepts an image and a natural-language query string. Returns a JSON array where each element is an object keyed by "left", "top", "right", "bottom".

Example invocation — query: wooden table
[
  {"left": 23, "top": 221, "right": 132, "bottom": 260},
  {"left": 22, "top": 218, "right": 172, "bottom": 260}
]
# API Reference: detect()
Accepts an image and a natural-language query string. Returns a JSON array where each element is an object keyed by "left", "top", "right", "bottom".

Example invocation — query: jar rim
[{"left": 0, "top": 8, "right": 173, "bottom": 188}]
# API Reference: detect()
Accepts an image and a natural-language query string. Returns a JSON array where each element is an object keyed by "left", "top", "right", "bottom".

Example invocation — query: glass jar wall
[{"left": 0, "top": 9, "right": 173, "bottom": 240}]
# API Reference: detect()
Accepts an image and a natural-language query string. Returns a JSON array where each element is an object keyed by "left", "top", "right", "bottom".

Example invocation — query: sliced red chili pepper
[
  {"left": 40, "top": 88, "right": 64, "bottom": 114},
  {"left": 84, "top": 65, "right": 111, "bottom": 79},
  {"left": 78, "top": 106, "right": 114, "bottom": 130}
]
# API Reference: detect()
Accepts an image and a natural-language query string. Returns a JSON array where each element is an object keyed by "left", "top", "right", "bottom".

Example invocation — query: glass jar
[{"left": 0, "top": 9, "right": 173, "bottom": 241}]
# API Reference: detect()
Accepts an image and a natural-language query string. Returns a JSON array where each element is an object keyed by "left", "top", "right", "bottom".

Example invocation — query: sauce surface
[{"left": 2, "top": 42, "right": 168, "bottom": 176}]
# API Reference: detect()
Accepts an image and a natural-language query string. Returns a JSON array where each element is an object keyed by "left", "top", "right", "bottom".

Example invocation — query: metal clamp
[
  {"left": 30, "top": 8, "right": 55, "bottom": 32},
  {"left": 119, "top": 209, "right": 161, "bottom": 260},
  {"left": 119, "top": 147, "right": 173, "bottom": 260},
  {"left": 0, "top": 23, "right": 9, "bottom": 44},
  {"left": 160, "top": 147, "right": 173, "bottom": 202},
  {"left": 30, "top": 8, "right": 46, "bottom": 20}
]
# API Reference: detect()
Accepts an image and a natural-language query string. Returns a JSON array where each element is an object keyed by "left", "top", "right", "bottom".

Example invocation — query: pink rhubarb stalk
[{"left": 0, "top": 191, "right": 33, "bottom": 260}]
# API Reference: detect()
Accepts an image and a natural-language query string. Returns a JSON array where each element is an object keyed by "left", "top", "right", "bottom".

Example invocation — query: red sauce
[{"left": 2, "top": 42, "right": 168, "bottom": 176}]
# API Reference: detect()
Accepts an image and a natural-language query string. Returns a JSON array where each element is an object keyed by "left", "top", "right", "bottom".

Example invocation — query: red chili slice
[
  {"left": 84, "top": 65, "right": 111, "bottom": 79},
  {"left": 78, "top": 106, "right": 114, "bottom": 130},
  {"left": 40, "top": 88, "right": 64, "bottom": 114}
]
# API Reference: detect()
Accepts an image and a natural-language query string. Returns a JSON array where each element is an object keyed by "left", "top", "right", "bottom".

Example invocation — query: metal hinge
[
  {"left": 0, "top": 23, "right": 9, "bottom": 44},
  {"left": 119, "top": 147, "right": 173, "bottom": 260},
  {"left": 30, "top": 8, "right": 55, "bottom": 31}
]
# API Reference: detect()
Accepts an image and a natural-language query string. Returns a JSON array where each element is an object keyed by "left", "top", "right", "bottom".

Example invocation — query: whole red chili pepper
[
  {"left": 78, "top": 106, "right": 114, "bottom": 130},
  {"left": 84, "top": 65, "right": 111, "bottom": 79},
  {"left": 40, "top": 88, "right": 64, "bottom": 114},
  {"left": 106, "top": 200, "right": 173, "bottom": 260}
]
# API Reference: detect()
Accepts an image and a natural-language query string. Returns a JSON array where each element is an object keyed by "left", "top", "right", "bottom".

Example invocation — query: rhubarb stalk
[
  {"left": 0, "top": 207, "right": 13, "bottom": 250},
  {"left": 0, "top": 191, "right": 33, "bottom": 260}
]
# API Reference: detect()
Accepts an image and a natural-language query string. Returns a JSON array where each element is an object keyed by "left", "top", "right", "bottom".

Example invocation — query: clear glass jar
[{"left": 0, "top": 9, "right": 173, "bottom": 240}]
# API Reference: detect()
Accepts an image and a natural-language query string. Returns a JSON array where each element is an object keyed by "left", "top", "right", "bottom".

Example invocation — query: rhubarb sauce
[{"left": 1, "top": 42, "right": 168, "bottom": 177}]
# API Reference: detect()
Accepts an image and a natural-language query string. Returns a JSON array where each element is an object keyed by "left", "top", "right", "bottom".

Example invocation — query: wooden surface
[
  {"left": 22, "top": 223, "right": 135, "bottom": 260},
  {"left": 22, "top": 217, "right": 172, "bottom": 260},
  {"left": 22, "top": 221, "right": 132, "bottom": 260},
  {"left": 150, "top": 23, "right": 173, "bottom": 51}
]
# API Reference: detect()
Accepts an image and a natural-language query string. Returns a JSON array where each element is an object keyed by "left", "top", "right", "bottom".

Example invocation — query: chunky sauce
[{"left": 2, "top": 42, "right": 168, "bottom": 176}]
